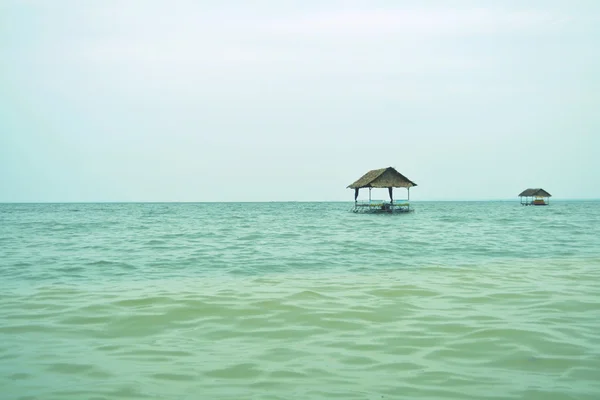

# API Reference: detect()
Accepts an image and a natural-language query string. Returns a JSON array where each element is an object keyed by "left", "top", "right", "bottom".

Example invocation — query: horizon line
[{"left": 1, "top": 198, "right": 598, "bottom": 204}]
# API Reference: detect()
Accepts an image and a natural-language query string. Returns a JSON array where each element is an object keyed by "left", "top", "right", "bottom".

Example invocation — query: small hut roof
[
  {"left": 347, "top": 167, "right": 417, "bottom": 189},
  {"left": 518, "top": 188, "right": 552, "bottom": 197}
]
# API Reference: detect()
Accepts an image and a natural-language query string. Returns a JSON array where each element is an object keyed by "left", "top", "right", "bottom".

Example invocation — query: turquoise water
[{"left": 1, "top": 201, "right": 599, "bottom": 399}]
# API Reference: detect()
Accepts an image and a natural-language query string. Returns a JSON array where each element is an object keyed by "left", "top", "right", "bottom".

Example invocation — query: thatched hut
[
  {"left": 347, "top": 167, "right": 417, "bottom": 213},
  {"left": 518, "top": 188, "right": 551, "bottom": 206}
]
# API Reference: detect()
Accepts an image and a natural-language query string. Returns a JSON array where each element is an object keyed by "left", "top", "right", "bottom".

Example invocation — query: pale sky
[{"left": 1, "top": 1, "right": 599, "bottom": 202}]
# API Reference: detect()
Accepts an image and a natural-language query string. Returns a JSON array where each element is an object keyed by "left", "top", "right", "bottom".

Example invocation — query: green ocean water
[{"left": 1, "top": 201, "right": 599, "bottom": 399}]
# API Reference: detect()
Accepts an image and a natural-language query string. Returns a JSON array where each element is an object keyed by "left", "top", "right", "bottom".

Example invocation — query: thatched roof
[
  {"left": 347, "top": 167, "right": 417, "bottom": 189},
  {"left": 518, "top": 188, "right": 552, "bottom": 197}
]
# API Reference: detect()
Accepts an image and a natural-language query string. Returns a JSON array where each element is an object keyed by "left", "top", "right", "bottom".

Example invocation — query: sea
[{"left": 1, "top": 201, "right": 599, "bottom": 399}]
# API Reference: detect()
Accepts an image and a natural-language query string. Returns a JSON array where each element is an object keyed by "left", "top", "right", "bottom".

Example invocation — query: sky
[{"left": 1, "top": 0, "right": 599, "bottom": 202}]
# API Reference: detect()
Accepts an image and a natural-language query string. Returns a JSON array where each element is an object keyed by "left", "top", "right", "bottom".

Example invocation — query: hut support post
[{"left": 369, "top": 187, "right": 372, "bottom": 202}]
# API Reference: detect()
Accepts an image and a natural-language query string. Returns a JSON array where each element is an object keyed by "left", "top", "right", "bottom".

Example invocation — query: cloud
[
  {"left": 263, "top": 8, "right": 571, "bottom": 37},
  {"left": 64, "top": 8, "right": 524, "bottom": 79},
  {"left": 6, "top": 2, "right": 582, "bottom": 75}
]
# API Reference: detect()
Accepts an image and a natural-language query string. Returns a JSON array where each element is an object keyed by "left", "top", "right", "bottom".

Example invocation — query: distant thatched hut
[
  {"left": 518, "top": 188, "right": 552, "bottom": 206},
  {"left": 347, "top": 167, "right": 417, "bottom": 213}
]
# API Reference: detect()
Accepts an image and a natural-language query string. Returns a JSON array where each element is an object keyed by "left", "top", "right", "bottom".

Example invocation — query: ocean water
[{"left": 1, "top": 201, "right": 599, "bottom": 399}]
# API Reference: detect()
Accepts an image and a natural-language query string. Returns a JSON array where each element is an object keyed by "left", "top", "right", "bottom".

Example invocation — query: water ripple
[{"left": 1, "top": 202, "right": 600, "bottom": 399}]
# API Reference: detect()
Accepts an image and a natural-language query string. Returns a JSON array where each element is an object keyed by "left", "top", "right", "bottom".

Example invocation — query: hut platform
[
  {"left": 352, "top": 200, "right": 413, "bottom": 214},
  {"left": 518, "top": 188, "right": 551, "bottom": 206},
  {"left": 347, "top": 167, "right": 417, "bottom": 215}
]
